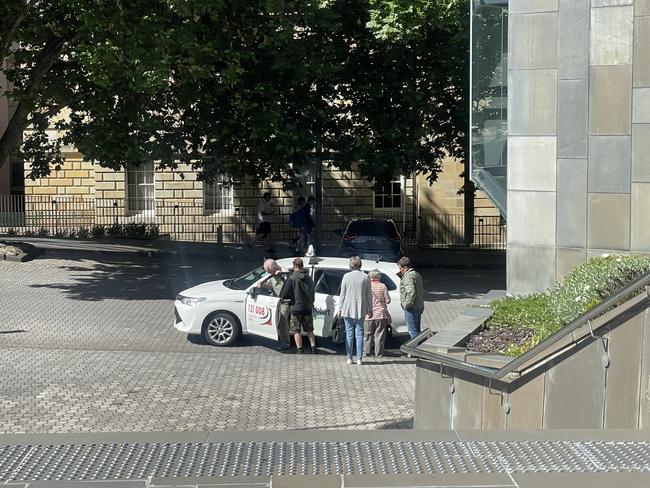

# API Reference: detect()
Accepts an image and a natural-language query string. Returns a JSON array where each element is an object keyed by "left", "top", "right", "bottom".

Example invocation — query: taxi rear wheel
[{"left": 203, "top": 312, "right": 241, "bottom": 347}]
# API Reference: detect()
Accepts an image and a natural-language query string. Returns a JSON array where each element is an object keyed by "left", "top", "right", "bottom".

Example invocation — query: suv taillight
[{"left": 343, "top": 235, "right": 357, "bottom": 241}]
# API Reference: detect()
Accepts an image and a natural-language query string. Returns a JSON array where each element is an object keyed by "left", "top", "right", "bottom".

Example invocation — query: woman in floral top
[{"left": 364, "top": 269, "right": 391, "bottom": 358}]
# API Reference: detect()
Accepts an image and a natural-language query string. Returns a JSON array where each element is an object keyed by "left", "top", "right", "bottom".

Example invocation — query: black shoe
[
  {"left": 310, "top": 345, "right": 318, "bottom": 354},
  {"left": 276, "top": 346, "right": 291, "bottom": 353},
  {"left": 296, "top": 348, "right": 304, "bottom": 354}
]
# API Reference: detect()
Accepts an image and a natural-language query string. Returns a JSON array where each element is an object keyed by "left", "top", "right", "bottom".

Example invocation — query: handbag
[{"left": 332, "top": 316, "right": 346, "bottom": 344}]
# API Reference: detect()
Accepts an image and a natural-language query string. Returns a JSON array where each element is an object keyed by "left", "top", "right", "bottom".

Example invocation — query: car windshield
[
  {"left": 346, "top": 220, "right": 398, "bottom": 238},
  {"left": 226, "top": 266, "right": 267, "bottom": 290}
]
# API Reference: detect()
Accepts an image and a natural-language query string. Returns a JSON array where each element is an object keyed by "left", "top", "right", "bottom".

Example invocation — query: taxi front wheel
[{"left": 203, "top": 312, "right": 242, "bottom": 347}]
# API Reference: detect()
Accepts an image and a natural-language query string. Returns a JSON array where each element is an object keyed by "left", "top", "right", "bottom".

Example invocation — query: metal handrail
[{"left": 401, "top": 269, "right": 650, "bottom": 381}]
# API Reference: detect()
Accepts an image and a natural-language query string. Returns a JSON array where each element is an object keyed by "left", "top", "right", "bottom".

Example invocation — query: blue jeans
[
  {"left": 344, "top": 317, "right": 364, "bottom": 360},
  {"left": 404, "top": 308, "right": 422, "bottom": 339}
]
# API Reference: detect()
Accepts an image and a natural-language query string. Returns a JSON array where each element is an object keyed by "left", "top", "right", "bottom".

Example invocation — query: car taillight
[
  {"left": 343, "top": 235, "right": 357, "bottom": 241},
  {"left": 390, "top": 236, "right": 400, "bottom": 242}
]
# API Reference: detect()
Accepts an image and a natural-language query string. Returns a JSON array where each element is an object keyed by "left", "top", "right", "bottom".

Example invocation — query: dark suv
[{"left": 338, "top": 218, "right": 404, "bottom": 263}]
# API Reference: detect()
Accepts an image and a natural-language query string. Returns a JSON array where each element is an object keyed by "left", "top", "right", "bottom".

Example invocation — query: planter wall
[{"left": 414, "top": 294, "right": 650, "bottom": 430}]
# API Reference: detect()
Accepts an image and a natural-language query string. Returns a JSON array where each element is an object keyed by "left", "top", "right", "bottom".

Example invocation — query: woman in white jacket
[{"left": 338, "top": 256, "right": 373, "bottom": 365}]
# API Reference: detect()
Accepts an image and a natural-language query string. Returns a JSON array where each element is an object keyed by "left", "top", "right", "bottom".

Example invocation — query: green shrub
[
  {"left": 145, "top": 224, "right": 159, "bottom": 239},
  {"left": 488, "top": 254, "right": 650, "bottom": 357},
  {"left": 548, "top": 255, "right": 650, "bottom": 326},
  {"left": 107, "top": 223, "right": 124, "bottom": 237},
  {"left": 7, "top": 228, "right": 17, "bottom": 236},
  {"left": 77, "top": 227, "right": 90, "bottom": 239},
  {"left": 490, "top": 292, "right": 558, "bottom": 337},
  {"left": 124, "top": 223, "right": 147, "bottom": 238},
  {"left": 37, "top": 227, "right": 50, "bottom": 237},
  {"left": 54, "top": 229, "right": 68, "bottom": 239},
  {"left": 90, "top": 225, "right": 105, "bottom": 238},
  {"left": 24, "top": 229, "right": 37, "bottom": 237}
]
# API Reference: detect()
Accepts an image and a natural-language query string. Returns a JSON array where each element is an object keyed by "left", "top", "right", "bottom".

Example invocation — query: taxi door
[
  {"left": 244, "top": 277, "right": 282, "bottom": 340},
  {"left": 312, "top": 268, "right": 346, "bottom": 338}
]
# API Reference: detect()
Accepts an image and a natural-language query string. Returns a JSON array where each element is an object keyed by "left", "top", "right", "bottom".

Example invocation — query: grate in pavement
[{"left": 2, "top": 440, "right": 650, "bottom": 482}]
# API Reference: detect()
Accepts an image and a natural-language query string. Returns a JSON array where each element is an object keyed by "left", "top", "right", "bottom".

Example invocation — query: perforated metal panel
[{"left": 1, "top": 440, "right": 650, "bottom": 482}]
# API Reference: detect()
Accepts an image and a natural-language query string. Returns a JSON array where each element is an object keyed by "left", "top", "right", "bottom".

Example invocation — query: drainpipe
[{"left": 401, "top": 175, "right": 406, "bottom": 235}]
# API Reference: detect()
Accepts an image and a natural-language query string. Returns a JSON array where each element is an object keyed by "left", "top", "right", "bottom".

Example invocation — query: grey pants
[
  {"left": 364, "top": 319, "right": 388, "bottom": 356},
  {"left": 278, "top": 302, "right": 291, "bottom": 348}
]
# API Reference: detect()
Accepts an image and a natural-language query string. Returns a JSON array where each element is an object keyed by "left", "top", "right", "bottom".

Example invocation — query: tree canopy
[{"left": 0, "top": 0, "right": 468, "bottom": 186}]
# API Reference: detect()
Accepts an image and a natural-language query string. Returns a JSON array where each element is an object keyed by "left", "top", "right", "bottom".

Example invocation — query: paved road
[{"left": 0, "top": 246, "right": 505, "bottom": 433}]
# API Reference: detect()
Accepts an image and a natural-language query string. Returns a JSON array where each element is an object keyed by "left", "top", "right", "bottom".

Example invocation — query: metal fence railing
[
  {"left": 418, "top": 213, "right": 506, "bottom": 250},
  {"left": 0, "top": 195, "right": 506, "bottom": 249}
]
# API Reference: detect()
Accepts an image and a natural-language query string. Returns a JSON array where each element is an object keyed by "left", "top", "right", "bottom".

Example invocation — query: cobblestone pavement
[{"left": 0, "top": 248, "right": 505, "bottom": 433}]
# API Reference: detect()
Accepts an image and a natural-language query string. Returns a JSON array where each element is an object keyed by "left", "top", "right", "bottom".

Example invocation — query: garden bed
[
  {"left": 1, "top": 223, "right": 161, "bottom": 240},
  {"left": 465, "top": 255, "right": 650, "bottom": 357},
  {"left": 0, "top": 241, "right": 40, "bottom": 262}
]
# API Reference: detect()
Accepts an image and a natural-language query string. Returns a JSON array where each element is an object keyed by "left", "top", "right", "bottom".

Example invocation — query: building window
[
  {"left": 10, "top": 158, "right": 25, "bottom": 195},
  {"left": 204, "top": 175, "right": 233, "bottom": 213},
  {"left": 374, "top": 180, "right": 402, "bottom": 209},
  {"left": 126, "top": 161, "right": 155, "bottom": 215}
]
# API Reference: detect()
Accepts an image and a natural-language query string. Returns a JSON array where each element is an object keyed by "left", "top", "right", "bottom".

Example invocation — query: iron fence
[
  {"left": 418, "top": 213, "right": 506, "bottom": 249},
  {"left": 0, "top": 195, "right": 505, "bottom": 249}
]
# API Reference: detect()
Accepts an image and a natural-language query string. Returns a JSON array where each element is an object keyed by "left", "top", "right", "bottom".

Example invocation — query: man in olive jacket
[
  {"left": 397, "top": 256, "right": 424, "bottom": 339},
  {"left": 280, "top": 257, "right": 317, "bottom": 354}
]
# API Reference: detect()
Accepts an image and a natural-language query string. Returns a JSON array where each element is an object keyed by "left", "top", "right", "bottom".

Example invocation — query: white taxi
[{"left": 174, "top": 256, "right": 408, "bottom": 346}]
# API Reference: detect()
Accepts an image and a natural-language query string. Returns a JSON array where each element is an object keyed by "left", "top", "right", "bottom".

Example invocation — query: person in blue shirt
[{"left": 290, "top": 196, "right": 314, "bottom": 255}]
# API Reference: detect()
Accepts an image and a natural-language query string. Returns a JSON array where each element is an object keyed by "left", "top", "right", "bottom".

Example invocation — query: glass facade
[{"left": 470, "top": 0, "right": 508, "bottom": 217}]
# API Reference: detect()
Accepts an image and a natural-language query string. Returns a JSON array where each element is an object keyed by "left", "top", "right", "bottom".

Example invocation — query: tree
[{"left": 0, "top": 0, "right": 468, "bottom": 186}]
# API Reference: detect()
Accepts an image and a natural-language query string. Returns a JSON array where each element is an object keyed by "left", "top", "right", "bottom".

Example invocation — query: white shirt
[{"left": 258, "top": 199, "right": 271, "bottom": 223}]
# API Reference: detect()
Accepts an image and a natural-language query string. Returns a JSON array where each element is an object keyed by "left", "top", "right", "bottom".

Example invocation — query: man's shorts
[
  {"left": 290, "top": 313, "right": 314, "bottom": 335},
  {"left": 256, "top": 221, "right": 271, "bottom": 236}
]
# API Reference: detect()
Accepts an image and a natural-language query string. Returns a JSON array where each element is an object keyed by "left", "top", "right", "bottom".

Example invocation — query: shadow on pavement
[{"left": 26, "top": 249, "right": 247, "bottom": 301}]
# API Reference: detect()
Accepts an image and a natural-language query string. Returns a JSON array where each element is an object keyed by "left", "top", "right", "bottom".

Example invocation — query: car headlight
[{"left": 176, "top": 295, "right": 206, "bottom": 307}]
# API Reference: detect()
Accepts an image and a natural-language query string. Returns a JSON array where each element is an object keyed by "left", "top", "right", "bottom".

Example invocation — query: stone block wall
[
  {"left": 418, "top": 157, "right": 501, "bottom": 246},
  {"left": 22, "top": 155, "right": 95, "bottom": 229},
  {"left": 507, "top": 0, "right": 650, "bottom": 292},
  {"left": 25, "top": 157, "right": 421, "bottom": 242},
  {"left": 24, "top": 155, "right": 95, "bottom": 197}
]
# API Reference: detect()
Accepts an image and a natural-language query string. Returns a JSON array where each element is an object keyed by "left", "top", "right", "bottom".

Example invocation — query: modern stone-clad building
[{"left": 471, "top": 0, "right": 650, "bottom": 292}]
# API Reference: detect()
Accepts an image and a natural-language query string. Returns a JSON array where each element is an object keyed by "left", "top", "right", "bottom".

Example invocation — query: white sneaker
[
  {"left": 346, "top": 358, "right": 353, "bottom": 365},
  {"left": 356, "top": 358, "right": 363, "bottom": 365}
]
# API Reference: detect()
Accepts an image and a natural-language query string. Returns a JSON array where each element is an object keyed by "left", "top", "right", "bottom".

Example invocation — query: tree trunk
[{"left": 0, "top": 35, "right": 67, "bottom": 171}]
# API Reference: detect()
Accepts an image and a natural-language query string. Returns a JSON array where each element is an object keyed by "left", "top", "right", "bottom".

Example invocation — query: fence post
[
  {"left": 235, "top": 207, "right": 241, "bottom": 244},
  {"left": 173, "top": 204, "right": 179, "bottom": 241},
  {"left": 113, "top": 201, "right": 118, "bottom": 226},
  {"left": 51, "top": 199, "right": 57, "bottom": 235}
]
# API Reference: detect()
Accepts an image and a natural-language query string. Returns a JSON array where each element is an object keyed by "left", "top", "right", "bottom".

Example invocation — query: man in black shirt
[{"left": 280, "top": 257, "right": 317, "bottom": 354}]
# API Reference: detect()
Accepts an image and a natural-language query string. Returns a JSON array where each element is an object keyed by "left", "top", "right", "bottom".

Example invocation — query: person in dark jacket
[
  {"left": 289, "top": 196, "right": 315, "bottom": 255},
  {"left": 280, "top": 257, "right": 317, "bottom": 354}
]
